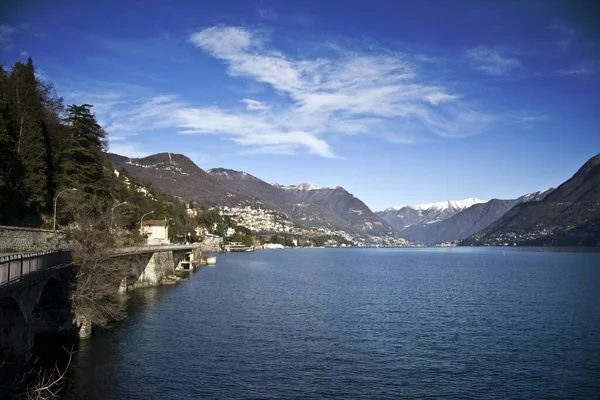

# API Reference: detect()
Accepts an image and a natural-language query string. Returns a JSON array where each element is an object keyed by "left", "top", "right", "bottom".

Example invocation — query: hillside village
[{"left": 185, "top": 202, "right": 410, "bottom": 247}]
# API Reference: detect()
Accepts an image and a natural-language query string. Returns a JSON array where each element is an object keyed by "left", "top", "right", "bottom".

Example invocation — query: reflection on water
[
  {"left": 64, "top": 249, "right": 600, "bottom": 399},
  {"left": 67, "top": 284, "right": 179, "bottom": 399}
]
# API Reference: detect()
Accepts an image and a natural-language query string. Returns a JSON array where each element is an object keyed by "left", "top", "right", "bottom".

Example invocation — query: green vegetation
[{"left": 0, "top": 58, "right": 233, "bottom": 242}]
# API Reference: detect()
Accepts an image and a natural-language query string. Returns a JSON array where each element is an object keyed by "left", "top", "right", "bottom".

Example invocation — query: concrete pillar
[
  {"left": 118, "top": 277, "right": 128, "bottom": 294},
  {"left": 77, "top": 314, "right": 92, "bottom": 339},
  {"left": 191, "top": 248, "right": 202, "bottom": 266},
  {"left": 134, "top": 251, "right": 175, "bottom": 288}
]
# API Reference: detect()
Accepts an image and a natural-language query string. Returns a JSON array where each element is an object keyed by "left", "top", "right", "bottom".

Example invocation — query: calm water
[{"left": 68, "top": 248, "right": 600, "bottom": 399}]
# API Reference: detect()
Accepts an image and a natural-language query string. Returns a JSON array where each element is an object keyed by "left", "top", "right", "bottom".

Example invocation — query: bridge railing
[{"left": 0, "top": 250, "right": 72, "bottom": 287}]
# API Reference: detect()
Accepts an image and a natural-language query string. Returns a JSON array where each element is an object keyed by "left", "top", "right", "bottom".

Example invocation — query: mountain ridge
[
  {"left": 110, "top": 151, "right": 599, "bottom": 246},
  {"left": 383, "top": 197, "right": 485, "bottom": 212},
  {"left": 109, "top": 153, "right": 255, "bottom": 207},
  {"left": 377, "top": 197, "right": 485, "bottom": 231},
  {"left": 209, "top": 168, "right": 392, "bottom": 236},
  {"left": 463, "top": 153, "right": 600, "bottom": 246},
  {"left": 401, "top": 190, "right": 552, "bottom": 244}
]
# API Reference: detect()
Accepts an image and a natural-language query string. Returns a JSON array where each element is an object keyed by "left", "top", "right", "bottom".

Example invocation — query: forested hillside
[
  {"left": 0, "top": 58, "right": 233, "bottom": 242},
  {"left": 0, "top": 58, "right": 108, "bottom": 225}
]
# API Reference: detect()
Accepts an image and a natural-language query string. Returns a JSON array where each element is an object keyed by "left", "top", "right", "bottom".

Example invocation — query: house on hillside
[{"left": 141, "top": 219, "right": 170, "bottom": 245}]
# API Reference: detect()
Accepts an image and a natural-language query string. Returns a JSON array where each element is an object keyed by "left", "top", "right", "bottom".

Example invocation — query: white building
[
  {"left": 264, "top": 243, "right": 284, "bottom": 249},
  {"left": 141, "top": 219, "right": 170, "bottom": 245}
]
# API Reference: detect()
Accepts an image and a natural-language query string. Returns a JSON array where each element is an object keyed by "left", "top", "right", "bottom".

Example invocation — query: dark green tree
[
  {"left": 10, "top": 58, "right": 52, "bottom": 214},
  {"left": 59, "top": 104, "right": 108, "bottom": 195},
  {"left": 0, "top": 65, "right": 26, "bottom": 224}
]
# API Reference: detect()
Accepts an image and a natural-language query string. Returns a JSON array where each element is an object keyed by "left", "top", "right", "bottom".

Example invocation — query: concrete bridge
[
  {"left": 0, "top": 243, "right": 206, "bottom": 356},
  {"left": 0, "top": 251, "right": 73, "bottom": 356}
]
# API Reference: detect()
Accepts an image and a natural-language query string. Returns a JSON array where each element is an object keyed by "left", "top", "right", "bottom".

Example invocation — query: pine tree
[
  {"left": 0, "top": 65, "right": 26, "bottom": 224},
  {"left": 10, "top": 58, "right": 52, "bottom": 214},
  {"left": 59, "top": 104, "right": 109, "bottom": 195}
]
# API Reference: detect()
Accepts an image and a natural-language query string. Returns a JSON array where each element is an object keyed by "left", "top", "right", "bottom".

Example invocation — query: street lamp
[
  {"left": 53, "top": 188, "right": 77, "bottom": 230},
  {"left": 140, "top": 211, "right": 154, "bottom": 235},
  {"left": 110, "top": 201, "right": 128, "bottom": 233}
]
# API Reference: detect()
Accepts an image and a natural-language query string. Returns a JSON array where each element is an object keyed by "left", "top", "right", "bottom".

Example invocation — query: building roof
[{"left": 141, "top": 220, "right": 168, "bottom": 227}]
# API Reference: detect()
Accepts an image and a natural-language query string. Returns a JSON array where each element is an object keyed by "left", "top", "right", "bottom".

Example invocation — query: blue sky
[{"left": 2, "top": 0, "right": 599, "bottom": 210}]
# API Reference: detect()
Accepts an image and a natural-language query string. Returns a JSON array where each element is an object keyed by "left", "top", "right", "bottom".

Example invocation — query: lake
[{"left": 67, "top": 248, "right": 600, "bottom": 399}]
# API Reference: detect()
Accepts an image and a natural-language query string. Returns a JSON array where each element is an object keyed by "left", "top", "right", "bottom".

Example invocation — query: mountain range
[
  {"left": 377, "top": 198, "right": 485, "bottom": 231},
  {"left": 399, "top": 190, "right": 552, "bottom": 244},
  {"left": 209, "top": 169, "right": 393, "bottom": 236},
  {"left": 109, "top": 153, "right": 392, "bottom": 237},
  {"left": 110, "top": 153, "right": 255, "bottom": 207},
  {"left": 464, "top": 154, "right": 600, "bottom": 246},
  {"left": 109, "top": 152, "right": 600, "bottom": 246}
]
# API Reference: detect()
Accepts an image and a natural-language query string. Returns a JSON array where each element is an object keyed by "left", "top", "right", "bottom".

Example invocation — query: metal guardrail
[
  {"left": 108, "top": 243, "right": 201, "bottom": 256},
  {"left": 0, "top": 244, "right": 203, "bottom": 287},
  {"left": 0, "top": 250, "right": 72, "bottom": 287}
]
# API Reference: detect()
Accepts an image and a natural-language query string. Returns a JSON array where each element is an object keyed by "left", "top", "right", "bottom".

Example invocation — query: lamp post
[
  {"left": 110, "top": 202, "right": 128, "bottom": 233},
  {"left": 53, "top": 188, "right": 77, "bottom": 231},
  {"left": 140, "top": 211, "right": 154, "bottom": 235}
]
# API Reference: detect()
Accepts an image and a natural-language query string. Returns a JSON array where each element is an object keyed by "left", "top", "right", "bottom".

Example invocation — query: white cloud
[
  {"left": 242, "top": 98, "right": 270, "bottom": 111},
  {"left": 556, "top": 61, "right": 600, "bottom": 77},
  {"left": 34, "top": 68, "right": 47, "bottom": 81},
  {"left": 466, "top": 46, "right": 522, "bottom": 76},
  {"left": 19, "top": 50, "right": 28, "bottom": 57},
  {"left": 505, "top": 113, "right": 549, "bottom": 127},
  {"left": 519, "top": 115, "right": 548, "bottom": 123},
  {"left": 0, "top": 24, "right": 16, "bottom": 51},
  {"left": 71, "top": 26, "right": 495, "bottom": 157},
  {"left": 425, "top": 92, "right": 462, "bottom": 106},
  {"left": 187, "top": 26, "right": 492, "bottom": 147},
  {"left": 108, "top": 142, "right": 147, "bottom": 158}
]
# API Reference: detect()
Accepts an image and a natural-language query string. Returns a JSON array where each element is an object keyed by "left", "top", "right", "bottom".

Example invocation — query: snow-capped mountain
[
  {"left": 397, "top": 189, "right": 554, "bottom": 244},
  {"left": 274, "top": 182, "right": 342, "bottom": 191},
  {"left": 516, "top": 188, "right": 553, "bottom": 203},
  {"left": 377, "top": 198, "right": 485, "bottom": 231},
  {"left": 389, "top": 198, "right": 485, "bottom": 212}
]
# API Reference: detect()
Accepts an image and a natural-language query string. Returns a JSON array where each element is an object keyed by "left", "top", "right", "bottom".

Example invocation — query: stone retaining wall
[
  {"left": 0, "top": 226, "right": 70, "bottom": 252},
  {"left": 198, "top": 236, "right": 222, "bottom": 252}
]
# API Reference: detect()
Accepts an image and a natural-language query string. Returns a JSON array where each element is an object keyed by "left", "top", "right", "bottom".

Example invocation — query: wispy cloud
[
  {"left": 108, "top": 142, "right": 148, "bottom": 158},
  {"left": 547, "top": 21, "right": 576, "bottom": 48},
  {"left": 518, "top": 115, "right": 548, "bottom": 123},
  {"left": 257, "top": 8, "right": 278, "bottom": 20},
  {"left": 466, "top": 46, "right": 522, "bottom": 76},
  {"left": 0, "top": 23, "right": 43, "bottom": 52},
  {"left": 547, "top": 21, "right": 576, "bottom": 37},
  {"left": 186, "top": 26, "right": 492, "bottom": 154},
  {"left": 69, "top": 25, "right": 496, "bottom": 158},
  {"left": 556, "top": 61, "right": 600, "bottom": 77},
  {"left": 505, "top": 113, "right": 549, "bottom": 128},
  {"left": 0, "top": 24, "right": 16, "bottom": 51},
  {"left": 242, "top": 98, "right": 270, "bottom": 111}
]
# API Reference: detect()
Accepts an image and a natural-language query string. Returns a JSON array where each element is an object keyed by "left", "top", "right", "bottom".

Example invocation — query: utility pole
[
  {"left": 140, "top": 211, "right": 154, "bottom": 238},
  {"left": 53, "top": 188, "right": 77, "bottom": 230},
  {"left": 110, "top": 202, "right": 128, "bottom": 233}
]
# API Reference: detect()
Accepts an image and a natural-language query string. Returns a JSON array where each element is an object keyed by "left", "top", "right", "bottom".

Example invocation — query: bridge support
[
  {"left": 0, "top": 297, "right": 29, "bottom": 355},
  {"left": 133, "top": 251, "right": 175, "bottom": 288},
  {"left": 1, "top": 244, "right": 209, "bottom": 352},
  {"left": 0, "top": 275, "right": 73, "bottom": 356}
]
